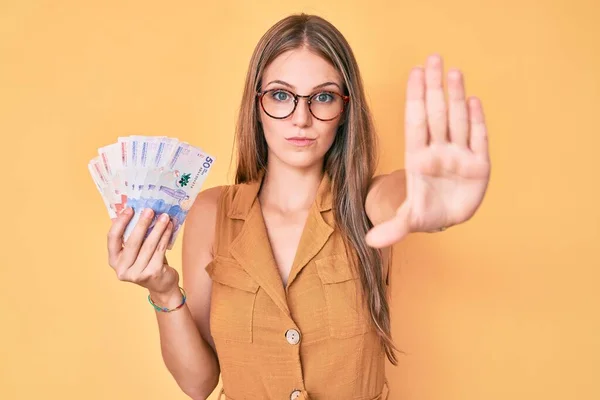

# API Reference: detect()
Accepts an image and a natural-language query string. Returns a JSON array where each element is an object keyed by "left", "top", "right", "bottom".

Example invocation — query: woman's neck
[{"left": 259, "top": 161, "right": 324, "bottom": 213}]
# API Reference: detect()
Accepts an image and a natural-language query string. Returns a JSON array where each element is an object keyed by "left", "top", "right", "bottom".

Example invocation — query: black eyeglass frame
[{"left": 256, "top": 89, "right": 350, "bottom": 121}]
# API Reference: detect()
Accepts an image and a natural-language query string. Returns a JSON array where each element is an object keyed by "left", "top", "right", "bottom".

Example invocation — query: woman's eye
[
  {"left": 315, "top": 93, "right": 334, "bottom": 103},
  {"left": 272, "top": 91, "right": 291, "bottom": 101}
]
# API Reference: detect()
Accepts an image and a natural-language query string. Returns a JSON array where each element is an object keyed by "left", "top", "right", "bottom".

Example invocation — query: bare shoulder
[
  {"left": 181, "top": 185, "right": 226, "bottom": 353},
  {"left": 365, "top": 170, "right": 406, "bottom": 226},
  {"left": 185, "top": 185, "right": 226, "bottom": 237},
  {"left": 365, "top": 173, "right": 391, "bottom": 225},
  {"left": 189, "top": 185, "right": 223, "bottom": 215},
  {"left": 366, "top": 173, "right": 390, "bottom": 196},
  {"left": 184, "top": 186, "right": 224, "bottom": 256}
]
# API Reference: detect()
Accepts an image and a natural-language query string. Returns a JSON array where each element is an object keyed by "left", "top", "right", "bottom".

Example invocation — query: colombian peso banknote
[{"left": 88, "top": 135, "right": 215, "bottom": 249}]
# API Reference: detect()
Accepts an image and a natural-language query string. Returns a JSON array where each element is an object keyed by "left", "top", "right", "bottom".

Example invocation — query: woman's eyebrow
[{"left": 265, "top": 80, "right": 341, "bottom": 91}]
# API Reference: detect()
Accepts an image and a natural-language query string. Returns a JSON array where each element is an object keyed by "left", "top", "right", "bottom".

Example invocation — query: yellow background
[{"left": 1, "top": 0, "right": 598, "bottom": 399}]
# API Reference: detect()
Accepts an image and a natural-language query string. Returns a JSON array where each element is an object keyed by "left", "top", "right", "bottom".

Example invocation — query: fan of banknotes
[{"left": 88, "top": 135, "right": 215, "bottom": 249}]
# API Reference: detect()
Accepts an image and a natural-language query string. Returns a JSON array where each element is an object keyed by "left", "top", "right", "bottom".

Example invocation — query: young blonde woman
[{"left": 106, "top": 13, "right": 491, "bottom": 400}]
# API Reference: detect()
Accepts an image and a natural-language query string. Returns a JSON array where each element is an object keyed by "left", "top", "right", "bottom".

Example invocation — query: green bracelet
[{"left": 148, "top": 287, "right": 187, "bottom": 312}]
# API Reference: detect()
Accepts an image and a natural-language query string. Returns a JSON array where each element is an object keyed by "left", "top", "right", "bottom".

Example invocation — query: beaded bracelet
[{"left": 148, "top": 286, "right": 187, "bottom": 313}]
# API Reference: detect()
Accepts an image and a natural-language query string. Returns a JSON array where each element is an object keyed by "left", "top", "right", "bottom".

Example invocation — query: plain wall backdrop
[{"left": 1, "top": 0, "right": 598, "bottom": 399}]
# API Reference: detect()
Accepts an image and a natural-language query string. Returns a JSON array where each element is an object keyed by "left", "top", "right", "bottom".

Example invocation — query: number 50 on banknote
[{"left": 88, "top": 135, "right": 215, "bottom": 249}]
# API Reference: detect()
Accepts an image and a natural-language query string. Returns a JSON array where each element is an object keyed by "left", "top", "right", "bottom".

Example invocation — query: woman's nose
[{"left": 292, "top": 97, "right": 312, "bottom": 127}]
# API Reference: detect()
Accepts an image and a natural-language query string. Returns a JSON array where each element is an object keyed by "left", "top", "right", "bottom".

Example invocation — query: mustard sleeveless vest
[{"left": 205, "top": 172, "right": 390, "bottom": 399}]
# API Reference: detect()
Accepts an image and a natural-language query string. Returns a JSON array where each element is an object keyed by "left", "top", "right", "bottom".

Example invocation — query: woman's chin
[{"left": 275, "top": 153, "right": 324, "bottom": 170}]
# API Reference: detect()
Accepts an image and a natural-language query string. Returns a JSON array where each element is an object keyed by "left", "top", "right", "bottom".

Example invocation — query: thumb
[{"left": 365, "top": 202, "right": 411, "bottom": 248}]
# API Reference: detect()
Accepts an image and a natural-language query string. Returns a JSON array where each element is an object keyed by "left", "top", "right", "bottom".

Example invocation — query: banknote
[
  {"left": 98, "top": 143, "right": 128, "bottom": 212},
  {"left": 88, "top": 157, "right": 119, "bottom": 218},
  {"left": 89, "top": 135, "right": 215, "bottom": 249}
]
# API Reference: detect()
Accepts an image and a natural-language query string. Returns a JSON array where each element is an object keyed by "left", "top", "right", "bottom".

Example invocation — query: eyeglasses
[{"left": 256, "top": 89, "right": 349, "bottom": 121}]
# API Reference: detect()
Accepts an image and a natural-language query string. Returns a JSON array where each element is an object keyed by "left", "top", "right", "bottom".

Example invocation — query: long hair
[{"left": 233, "top": 13, "right": 399, "bottom": 365}]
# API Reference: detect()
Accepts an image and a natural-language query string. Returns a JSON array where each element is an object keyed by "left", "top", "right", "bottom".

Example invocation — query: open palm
[{"left": 366, "top": 54, "right": 491, "bottom": 248}]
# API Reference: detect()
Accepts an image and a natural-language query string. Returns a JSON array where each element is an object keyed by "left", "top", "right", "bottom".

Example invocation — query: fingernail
[
  {"left": 142, "top": 208, "right": 153, "bottom": 218},
  {"left": 160, "top": 213, "right": 169, "bottom": 222}
]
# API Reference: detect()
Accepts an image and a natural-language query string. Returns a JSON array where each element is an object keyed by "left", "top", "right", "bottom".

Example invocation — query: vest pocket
[
  {"left": 315, "top": 255, "right": 371, "bottom": 338},
  {"left": 206, "top": 256, "right": 259, "bottom": 343}
]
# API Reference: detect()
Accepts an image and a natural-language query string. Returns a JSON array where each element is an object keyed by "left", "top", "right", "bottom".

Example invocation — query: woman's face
[{"left": 258, "top": 47, "right": 345, "bottom": 170}]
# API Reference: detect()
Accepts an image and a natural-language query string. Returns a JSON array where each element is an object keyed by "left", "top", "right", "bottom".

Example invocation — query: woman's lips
[{"left": 286, "top": 138, "right": 315, "bottom": 147}]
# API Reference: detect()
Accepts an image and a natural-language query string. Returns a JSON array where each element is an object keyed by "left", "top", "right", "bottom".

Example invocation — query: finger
[
  {"left": 365, "top": 204, "right": 411, "bottom": 248},
  {"left": 166, "top": 223, "right": 177, "bottom": 250},
  {"left": 140, "top": 221, "right": 173, "bottom": 281},
  {"left": 425, "top": 54, "right": 448, "bottom": 144},
  {"left": 447, "top": 69, "right": 469, "bottom": 148},
  {"left": 405, "top": 66, "right": 427, "bottom": 151},
  {"left": 107, "top": 207, "right": 134, "bottom": 267},
  {"left": 129, "top": 213, "right": 171, "bottom": 276},
  {"left": 120, "top": 208, "right": 155, "bottom": 267},
  {"left": 468, "top": 97, "right": 489, "bottom": 159}
]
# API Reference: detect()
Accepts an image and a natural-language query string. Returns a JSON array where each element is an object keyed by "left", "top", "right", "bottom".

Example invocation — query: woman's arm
[
  {"left": 151, "top": 186, "right": 223, "bottom": 399},
  {"left": 365, "top": 170, "right": 407, "bottom": 227}
]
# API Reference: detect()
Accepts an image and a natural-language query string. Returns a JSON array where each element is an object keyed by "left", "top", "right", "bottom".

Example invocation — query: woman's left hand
[{"left": 366, "top": 54, "right": 491, "bottom": 248}]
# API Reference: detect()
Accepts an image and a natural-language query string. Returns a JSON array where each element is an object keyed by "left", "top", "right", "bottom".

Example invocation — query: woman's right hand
[{"left": 107, "top": 207, "right": 180, "bottom": 297}]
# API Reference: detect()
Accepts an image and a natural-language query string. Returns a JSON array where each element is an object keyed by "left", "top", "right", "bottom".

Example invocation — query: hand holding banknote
[
  {"left": 90, "top": 135, "right": 215, "bottom": 300},
  {"left": 107, "top": 207, "right": 180, "bottom": 295},
  {"left": 88, "top": 135, "right": 215, "bottom": 249}
]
